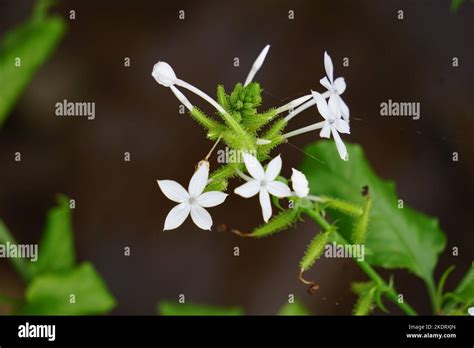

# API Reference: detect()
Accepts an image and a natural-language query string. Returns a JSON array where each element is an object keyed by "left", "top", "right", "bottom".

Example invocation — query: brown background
[{"left": 0, "top": 0, "right": 472, "bottom": 314}]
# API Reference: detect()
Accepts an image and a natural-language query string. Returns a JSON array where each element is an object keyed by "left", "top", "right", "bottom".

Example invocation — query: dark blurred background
[{"left": 0, "top": 0, "right": 472, "bottom": 314}]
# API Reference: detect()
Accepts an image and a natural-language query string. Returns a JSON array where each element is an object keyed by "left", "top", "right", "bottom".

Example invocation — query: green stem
[
  {"left": 425, "top": 276, "right": 439, "bottom": 314},
  {"left": 303, "top": 208, "right": 418, "bottom": 316}
]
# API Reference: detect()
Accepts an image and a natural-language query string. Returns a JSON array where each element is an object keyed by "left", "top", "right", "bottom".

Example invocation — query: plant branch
[{"left": 302, "top": 208, "right": 417, "bottom": 316}]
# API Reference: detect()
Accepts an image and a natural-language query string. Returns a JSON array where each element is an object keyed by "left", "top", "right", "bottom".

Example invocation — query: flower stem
[
  {"left": 176, "top": 79, "right": 227, "bottom": 115},
  {"left": 302, "top": 208, "right": 418, "bottom": 316},
  {"left": 204, "top": 135, "right": 222, "bottom": 161},
  {"left": 282, "top": 121, "right": 325, "bottom": 139}
]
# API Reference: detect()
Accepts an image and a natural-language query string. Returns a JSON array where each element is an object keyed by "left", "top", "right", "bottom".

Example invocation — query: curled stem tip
[{"left": 299, "top": 269, "right": 319, "bottom": 295}]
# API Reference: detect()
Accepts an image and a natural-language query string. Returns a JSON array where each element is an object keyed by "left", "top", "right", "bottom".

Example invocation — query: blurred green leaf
[
  {"left": 301, "top": 141, "right": 446, "bottom": 283},
  {"left": 158, "top": 301, "right": 243, "bottom": 316},
  {"left": 277, "top": 299, "right": 310, "bottom": 315},
  {"left": 0, "top": 220, "right": 35, "bottom": 282},
  {"left": 351, "top": 281, "right": 376, "bottom": 315},
  {"left": 450, "top": 0, "right": 465, "bottom": 12},
  {"left": 451, "top": 268, "right": 474, "bottom": 303},
  {"left": 30, "top": 194, "right": 75, "bottom": 278},
  {"left": 443, "top": 268, "right": 474, "bottom": 314},
  {"left": 0, "top": 0, "right": 66, "bottom": 126},
  {"left": 18, "top": 262, "right": 116, "bottom": 315}
]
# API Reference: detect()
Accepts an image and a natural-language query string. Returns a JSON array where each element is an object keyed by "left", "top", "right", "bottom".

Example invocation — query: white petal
[
  {"left": 266, "top": 181, "right": 292, "bottom": 198},
  {"left": 291, "top": 168, "right": 310, "bottom": 198},
  {"left": 339, "top": 97, "right": 350, "bottom": 121},
  {"left": 264, "top": 155, "right": 282, "bottom": 181},
  {"left": 242, "top": 153, "right": 265, "bottom": 180},
  {"left": 234, "top": 180, "right": 261, "bottom": 198},
  {"left": 163, "top": 202, "right": 190, "bottom": 231},
  {"left": 196, "top": 191, "right": 228, "bottom": 208},
  {"left": 319, "top": 122, "right": 331, "bottom": 138},
  {"left": 319, "top": 76, "right": 332, "bottom": 91},
  {"left": 328, "top": 95, "right": 342, "bottom": 119},
  {"left": 188, "top": 163, "right": 209, "bottom": 198},
  {"left": 244, "top": 44, "right": 270, "bottom": 86},
  {"left": 331, "top": 128, "right": 348, "bottom": 161},
  {"left": 152, "top": 61, "right": 177, "bottom": 87},
  {"left": 468, "top": 307, "right": 474, "bottom": 316},
  {"left": 259, "top": 188, "right": 272, "bottom": 222},
  {"left": 190, "top": 205, "right": 213, "bottom": 230},
  {"left": 312, "top": 91, "right": 330, "bottom": 120},
  {"left": 324, "top": 51, "right": 334, "bottom": 83},
  {"left": 333, "top": 77, "right": 346, "bottom": 94},
  {"left": 335, "top": 118, "right": 350, "bottom": 134},
  {"left": 157, "top": 180, "right": 189, "bottom": 203}
]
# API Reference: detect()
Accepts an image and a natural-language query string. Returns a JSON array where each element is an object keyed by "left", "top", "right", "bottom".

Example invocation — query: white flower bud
[
  {"left": 291, "top": 168, "right": 309, "bottom": 198},
  {"left": 152, "top": 61, "right": 177, "bottom": 87}
]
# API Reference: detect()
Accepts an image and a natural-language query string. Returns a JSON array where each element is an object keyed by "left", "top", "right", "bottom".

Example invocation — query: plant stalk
[{"left": 303, "top": 208, "right": 417, "bottom": 316}]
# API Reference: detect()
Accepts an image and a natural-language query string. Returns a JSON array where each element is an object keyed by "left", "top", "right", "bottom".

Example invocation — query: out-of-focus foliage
[
  {"left": 157, "top": 299, "right": 311, "bottom": 316},
  {"left": 0, "top": 196, "right": 116, "bottom": 315},
  {"left": 0, "top": 0, "right": 66, "bottom": 126}
]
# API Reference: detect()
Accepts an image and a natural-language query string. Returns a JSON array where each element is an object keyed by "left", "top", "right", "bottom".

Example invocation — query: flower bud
[
  {"left": 152, "top": 61, "right": 177, "bottom": 87},
  {"left": 291, "top": 168, "right": 309, "bottom": 198}
]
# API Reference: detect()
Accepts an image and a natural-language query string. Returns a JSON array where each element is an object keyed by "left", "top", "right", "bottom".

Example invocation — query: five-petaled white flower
[
  {"left": 320, "top": 51, "right": 349, "bottom": 121},
  {"left": 234, "top": 153, "right": 291, "bottom": 222},
  {"left": 291, "top": 169, "right": 309, "bottom": 198},
  {"left": 157, "top": 163, "right": 228, "bottom": 231},
  {"left": 313, "top": 91, "right": 350, "bottom": 161}
]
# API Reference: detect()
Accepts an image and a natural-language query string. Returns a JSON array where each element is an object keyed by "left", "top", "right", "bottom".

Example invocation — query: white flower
[
  {"left": 468, "top": 307, "right": 474, "bottom": 316},
  {"left": 320, "top": 51, "right": 350, "bottom": 121},
  {"left": 244, "top": 44, "right": 270, "bottom": 86},
  {"left": 234, "top": 153, "right": 291, "bottom": 222},
  {"left": 157, "top": 163, "right": 228, "bottom": 231},
  {"left": 152, "top": 61, "right": 227, "bottom": 115},
  {"left": 313, "top": 91, "right": 350, "bottom": 161},
  {"left": 291, "top": 169, "right": 309, "bottom": 198}
]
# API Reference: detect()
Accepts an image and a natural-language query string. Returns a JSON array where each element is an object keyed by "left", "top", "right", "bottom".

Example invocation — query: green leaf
[
  {"left": 0, "top": 0, "right": 66, "bottom": 126},
  {"left": 189, "top": 107, "right": 223, "bottom": 137},
  {"left": 30, "top": 194, "right": 75, "bottom": 277},
  {"left": 443, "top": 268, "right": 474, "bottom": 314},
  {"left": 352, "top": 196, "right": 372, "bottom": 244},
  {"left": 207, "top": 162, "right": 243, "bottom": 192},
  {"left": 249, "top": 209, "right": 299, "bottom": 238},
  {"left": 278, "top": 299, "right": 311, "bottom": 315},
  {"left": 450, "top": 0, "right": 465, "bottom": 12},
  {"left": 451, "top": 268, "right": 474, "bottom": 303},
  {"left": 321, "top": 196, "right": 363, "bottom": 217},
  {"left": 300, "top": 229, "right": 333, "bottom": 271},
  {"left": 157, "top": 301, "right": 243, "bottom": 316},
  {"left": 301, "top": 141, "right": 446, "bottom": 283},
  {"left": 18, "top": 262, "right": 116, "bottom": 315},
  {"left": 0, "top": 220, "right": 35, "bottom": 282},
  {"left": 242, "top": 108, "right": 276, "bottom": 133},
  {"left": 351, "top": 281, "right": 376, "bottom": 315},
  {"left": 216, "top": 85, "right": 230, "bottom": 112}
]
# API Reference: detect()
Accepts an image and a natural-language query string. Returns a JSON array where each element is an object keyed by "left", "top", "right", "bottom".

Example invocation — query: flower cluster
[{"left": 152, "top": 46, "right": 351, "bottom": 230}]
